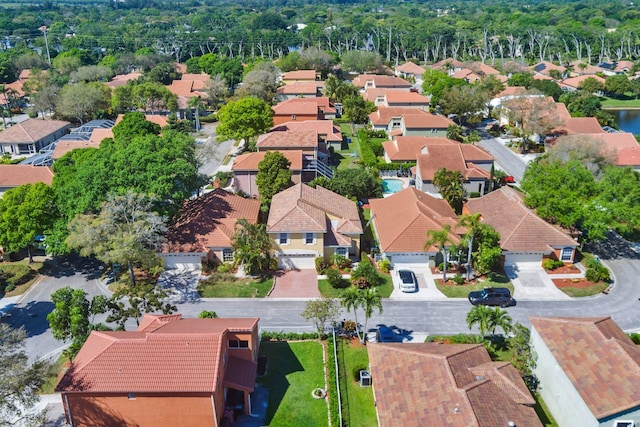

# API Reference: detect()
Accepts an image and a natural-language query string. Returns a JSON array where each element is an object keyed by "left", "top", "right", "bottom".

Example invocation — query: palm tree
[
  {"left": 231, "top": 218, "right": 272, "bottom": 275},
  {"left": 188, "top": 96, "right": 205, "bottom": 130},
  {"left": 340, "top": 286, "right": 363, "bottom": 341},
  {"left": 360, "top": 288, "right": 382, "bottom": 344},
  {"left": 466, "top": 305, "right": 492, "bottom": 337},
  {"left": 487, "top": 307, "right": 513, "bottom": 336},
  {"left": 425, "top": 224, "right": 454, "bottom": 283},
  {"left": 458, "top": 213, "right": 482, "bottom": 281}
]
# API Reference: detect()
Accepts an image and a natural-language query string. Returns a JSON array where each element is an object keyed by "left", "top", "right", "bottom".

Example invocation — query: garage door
[
  {"left": 389, "top": 253, "right": 430, "bottom": 265},
  {"left": 504, "top": 253, "right": 542, "bottom": 269},
  {"left": 162, "top": 253, "right": 204, "bottom": 270},
  {"left": 278, "top": 253, "right": 317, "bottom": 270}
]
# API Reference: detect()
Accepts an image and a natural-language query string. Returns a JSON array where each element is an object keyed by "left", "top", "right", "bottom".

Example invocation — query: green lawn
[
  {"left": 557, "top": 282, "right": 609, "bottom": 297},
  {"left": 197, "top": 273, "right": 273, "bottom": 298},
  {"left": 361, "top": 208, "right": 378, "bottom": 254},
  {"left": 318, "top": 275, "right": 393, "bottom": 298},
  {"left": 601, "top": 95, "right": 640, "bottom": 108},
  {"left": 259, "top": 341, "right": 328, "bottom": 427},
  {"left": 334, "top": 123, "right": 361, "bottom": 170},
  {"left": 435, "top": 272, "right": 514, "bottom": 298},
  {"left": 39, "top": 354, "right": 67, "bottom": 394},
  {"left": 337, "top": 338, "right": 377, "bottom": 427},
  {"left": 0, "top": 260, "right": 44, "bottom": 298}
]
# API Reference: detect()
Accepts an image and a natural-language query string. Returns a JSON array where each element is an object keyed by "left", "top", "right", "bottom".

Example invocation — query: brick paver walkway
[{"left": 268, "top": 269, "right": 320, "bottom": 298}]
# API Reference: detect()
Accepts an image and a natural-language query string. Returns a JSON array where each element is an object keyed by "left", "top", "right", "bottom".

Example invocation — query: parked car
[
  {"left": 503, "top": 175, "right": 515, "bottom": 184},
  {"left": 468, "top": 287, "right": 515, "bottom": 307},
  {"left": 376, "top": 326, "right": 401, "bottom": 343},
  {"left": 398, "top": 269, "right": 417, "bottom": 293}
]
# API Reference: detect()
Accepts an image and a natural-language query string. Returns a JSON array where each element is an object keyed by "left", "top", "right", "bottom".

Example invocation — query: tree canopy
[
  {"left": 256, "top": 151, "right": 293, "bottom": 208},
  {"left": 216, "top": 97, "right": 274, "bottom": 148}
]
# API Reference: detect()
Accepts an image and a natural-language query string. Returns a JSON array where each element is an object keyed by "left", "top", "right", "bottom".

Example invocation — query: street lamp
[{"left": 38, "top": 26, "right": 51, "bottom": 66}]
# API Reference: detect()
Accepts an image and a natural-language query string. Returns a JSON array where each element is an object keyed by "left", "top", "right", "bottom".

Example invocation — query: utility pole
[{"left": 39, "top": 26, "right": 51, "bottom": 66}]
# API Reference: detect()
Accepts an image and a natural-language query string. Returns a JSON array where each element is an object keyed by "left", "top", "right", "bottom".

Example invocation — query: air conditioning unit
[{"left": 359, "top": 370, "right": 371, "bottom": 387}]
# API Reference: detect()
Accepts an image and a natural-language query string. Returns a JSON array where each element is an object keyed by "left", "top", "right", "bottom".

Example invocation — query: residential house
[
  {"left": 614, "top": 60, "right": 634, "bottom": 74},
  {"left": 430, "top": 58, "right": 464, "bottom": 75},
  {"left": 0, "top": 118, "right": 69, "bottom": 155},
  {"left": 489, "top": 86, "right": 531, "bottom": 109},
  {"left": 106, "top": 72, "right": 142, "bottom": 89},
  {"left": 272, "top": 97, "right": 336, "bottom": 125},
  {"left": 616, "top": 146, "right": 640, "bottom": 170},
  {"left": 270, "top": 120, "right": 343, "bottom": 150},
  {"left": 232, "top": 150, "right": 304, "bottom": 198},
  {"left": 464, "top": 186, "right": 578, "bottom": 267},
  {"left": 56, "top": 314, "right": 260, "bottom": 427},
  {"left": 0, "top": 164, "right": 54, "bottom": 196},
  {"left": 161, "top": 189, "right": 260, "bottom": 269},
  {"left": 568, "top": 61, "right": 602, "bottom": 76},
  {"left": 276, "top": 82, "right": 321, "bottom": 101},
  {"left": 369, "top": 187, "right": 461, "bottom": 266},
  {"left": 0, "top": 69, "right": 30, "bottom": 108},
  {"left": 452, "top": 68, "right": 483, "bottom": 83},
  {"left": 552, "top": 116, "right": 604, "bottom": 136},
  {"left": 167, "top": 73, "right": 210, "bottom": 118},
  {"left": 368, "top": 107, "right": 454, "bottom": 138},
  {"left": 531, "top": 61, "right": 566, "bottom": 77},
  {"left": 266, "top": 183, "right": 363, "bottom": 269},
  {"left": 394, "top": 61, "right": 426, "bottom": 80},
  {"left": 364, "top": 89, "right": 430, "bottom": 111},
  {"left": 368, "top": 343, "right": 541, "bottom": 427},
  {"left": 530, "top": 316, "right": 640, "bottom": 427},
  {"left": 351, "top": 74, "right": 412, "bottom": 91},
  {"left": 414, "top": 142, "right": 493, "bottom": 196},
  {"left": 281, "top": 69, "right": 319, "bottom": 85},
  {"left": 560, "top": 74, "right": 606, "bottom": 92}
]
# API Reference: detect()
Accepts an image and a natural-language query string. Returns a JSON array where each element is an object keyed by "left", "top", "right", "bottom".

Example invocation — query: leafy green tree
[
  {"left": 360, "top": 287, "right": 383, "bottom": 343},
  {"left": 509, "top": 323, "right": 538, "bottom": 389},
  {"left": 458, "top": 213, "right": 482, "bottom": 281},
  {"left": 503, "top": 94, "right": 562, "bottom": 153},
  {"left": 466, "top": 304, "right": 491, "bottom": 337},
  {"left": 529, "top": 79, "right": 563, "bottom": 101},
  {"left": 199, "top": 310, "right": 218, "bottom": 318},
  {"left": 341, "top": 50, "right": 384, "bottom": 73},
  {"left": 47, "top": 287, "right": 109, "bottom": 359},
  {"left": 66, "top": 192, "right": 167, "bottom": 286},
  {"left": 231, "top": 218, "right": 272, "bottom": 275},
  {"left": 256, "top": 151, "right": 293, "bottom": 208},
  {"left": 560, "top": 92, "right": 602, "bottom": 117},
  {"left": 0, "top": 183, "right": 58, "bottom": 263},
  {"left": 440, "top": 85, "right": 489, "bottom": 126},
  {"left": 422, "top": 69, "right": 467, "bottom": 105},
  {"left": 309, "top": 167, "right": 383, "bottom": 200},
  {"left": 340, "top": 286, "right": 363, "bottom": 341},
  {"left": 301, "top": 297, "right": 341, "bottom": 339},
  {"left": 351, "top": 256, "right": 384, "bottom": 288},
  {"left": 216, "top": 97, "right": 273, "bottom": 148},
  {"left": 236, "top": 62, "right": 279, "bottom": 103},
  {"left": 447, "top": 124, "right": 465, "bottom": 142},
  {"left": 578, "top": 77, "right": 605, "bottom": 94},
  {"left": 425, "top": 224, "right": 455, "bottom": 283},
  {"left": 56, "top": 81, "right": 111, "bottom": 124},
  {"left": 0, "top": 323, "right": 55, "bottom": 425},
  {"left": 343, "top": 95, "right": 376, "bottom": 124},
  {"left": 433, "top": 168, "right": 466, "bottom": 214},
  {"left": 476, "top": 74, "right": 505, "bottom": 97},
  {"left": 107, "top": 280, "right": 176, "bottom": 329},
  {"left": 507, "top": 72, "right": 533, "bottom": 87},
  {"left": 605, "top": 74, "right": 633, "bottom": 96}
]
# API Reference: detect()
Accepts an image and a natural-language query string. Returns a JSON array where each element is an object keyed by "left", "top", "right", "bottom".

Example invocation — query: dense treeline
[{"left": 1, "top": 0, "right": 640, "bottom": 83}]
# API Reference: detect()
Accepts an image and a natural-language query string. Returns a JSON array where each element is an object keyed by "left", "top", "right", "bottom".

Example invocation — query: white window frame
[
  {"left": 222, "top": 248, "right": 234, "bottom": 263},
  {"left": 560, "top": 247, "right": 573, "bottom": 262},
  {"left": 305, "top": 233, "right": 315, "bottom": 245},
  {"left": 279, "top": 233, "right": 290, "bottom": 245},
  {"left": 335, "top": 247, "right": 348, "bottom": 257}
]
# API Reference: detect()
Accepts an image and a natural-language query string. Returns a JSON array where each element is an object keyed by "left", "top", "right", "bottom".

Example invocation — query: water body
[{"left": 609, "top": 109, "right": 640, "bottom": 135}]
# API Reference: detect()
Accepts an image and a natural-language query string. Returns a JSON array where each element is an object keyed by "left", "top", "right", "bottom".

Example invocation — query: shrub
[
  {"left": 452, "top": 274, "right": 464, "bottom": 285},
  {"left": 365, "top": 129, "right": 387, "bottom": 138},
  {"left": 326, "top": 335, "right": 340, "bottom": 427},
  {"left": 330, "top": 253, "right": 352, "bottom": 270},
  {"left": 217, "top": 263, "right": 234, "bottom": 273},
  {"left": 585, "top": 268, "right": 599, "bottom": 282},
  {"left": 260, "top": 331, "right": 319, "bottom": 341},
  {"left": 438, "top": 262, "right": 445, "bottom": 272},
  {"left": 342, "top": 319, "right": 357, "bottom": 333},
  {"left": 352, "top": 259, "right": 384, "bottom": 287},
  {"left": 315, "top": 256, "right": 329, "bottom": 274},
  {"left": 629, "top": 333, "right": 640, "bottom": 345},
  {"left": 542, "top": 259, "right": 564, "bottom": 270},
  {"left": 468, "top": 192, "right": 481, "bottom": 198},
  {"left": 596, "top": 265, "right": 611, "bottom": 282},
  {"left": 214, "top": 171, "right": 233, "bottom": 186},
  {"left": 377, "top": 259, "right": 390, "bottom": 273},
  {"left": 585, "top": 256, "right": 601, "bottom": 269},
  {"left": 326, "top": 267, "right": 348, "bottom": 288},
  {"left": 586, "top": 264, "right": 611, "bottom": 283},
  {"left": 4, "top": 283, "right": 15, "bottom": 292}
]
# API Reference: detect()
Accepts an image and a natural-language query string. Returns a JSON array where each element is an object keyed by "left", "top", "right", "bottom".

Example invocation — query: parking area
[
  {"left": 157, "top": 268, "right": 202, "bottom": 302},
  {"left": 505, "top": 264, "right": 571, "bottom": 301},
  {"left": 388, "top": 264, "right": 449, "bottom": 301}
]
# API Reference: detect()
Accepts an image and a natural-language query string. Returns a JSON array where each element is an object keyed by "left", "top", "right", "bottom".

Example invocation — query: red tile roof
[
  {"left": 0, "top": 119, "right": 69, "bottom": 144},
  {"left": 532, "top": 61, "right": 566, "bottom": 75},
  {"left": 616, "top": 146, "right": 640, "bottom": 167},
  {"left": 56, "top": 314, "right": 259, "bottom": 394},
  {"left": 276, "top": 82, "right": 318, "bottom": 95},
  {"left": 352, "top": 74, "right": 412, "bottom": 88},
  {"left": 369, "top": 107, "right": 453, "bottom": 128},
  {"left": 584, "top": 132, "right": 638, "bottom": 152},
  {"left": 89, "top": 128, "right": 114, "bottom": 144},
  {"left": 383, "top": 136, "right": 492, "bottom": 163},
  {"left": 494, "top": 86, "right": 528, "bottom": 99},
  {"left": 282, "top": 70, "right": 317, "bottom": 81},
  {"left": 561, "top": 74, "right": 605, "bottom": 90},
  {"left": 232, "top": 150, "right": 303, "bottom": 171},
  {"left": 106, "top": 72, "right": 142, "bottom": 88},
  {"left": 430, "top": 58, "right": 464, "bottom": 70},
  {"left": 272, "top": 97, "right": 336, "bottom": 116},
  {"left": 368, "top": 343, "right": 541, "bottom": 427},
  {"left": 531, "top": 316, "right": 640, "bottom": 419},
  {"left": 267, "top": 183, "right": 362, "bottom": 235},
  {"left": 256, "top": 130, "right": 318, "bottom": 149},
  {"left": 569, "top": 61, "right": 602, "bottom": 75},
  {"left": 384, "top": 91, "right": 430, "bottom": 105},
  {"left": 556, "top": 117, "right": 603, "bottom": 135},
  {"left": 416, "top": 145, "right": 492, "bottom": 181},
  {"left": 163, "top": 188, "right": 260, "bottom": 252},
  {"left": 465, "top": 186, "right": 577, "bottom": 252},
  {"left": 115, "top": 113, "right": 169, "bottom": 128},
  {"left": 52, "top": 139, "right": 101, "bottom": 160},
  {"left": 271, "top": 120, "right": 342, "bottom": 142},
  {"left": 369, "top": 188, "right": 461, "bottom": 253},
  {"left": 395, "top": 61, "right": 426, "bottom": 75},
  {"left": 0, "top": 165, "right": 54, "bottom": 187}
]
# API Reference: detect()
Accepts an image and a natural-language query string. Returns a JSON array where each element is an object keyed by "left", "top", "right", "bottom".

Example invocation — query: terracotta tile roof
[
  {"left": 272, "top": 97, "right": 336, "bottom": 115},
  {"left": 232, "top": 150, "right": 303, "bottom": 171},
  {"left": 569, "top": 61, "right": 602, "bottom": 75},
  {"left": 0, "top": 164, "right": 54, "bottom": 187},
  {"left": 384, "top": 91, "right": 430, "bottom": 105},
  {"left": 18, "top": 69, "right": 31, "bottom": 80},
  {"left": 174, "top": 62, "right": 187, "bottom": 74},
  {"left": 533, "top": 73, "right": 555, "bottom": 81},
  {"left": 369, "top": 188, "right": 461, "bottom": 253},
  {"left": 362, "top": 88, "right": 388, "bottom": 102},
  {"left": 267, "top": 183, "right": 362, "bottom": 235},
  {"left": 1, "top": 80, "right": 25, "bottom": 100},
  {"left": 383, "top": 136, "right": 492, "bottom": 163},
  {"left": 115, "top": 113, "right": 169, "bottom": 129},
  {"left": 615, "top": 60, "right": 634, "bottom": 72},
  {"left": 352, "top": 74, "right": 412, "bottom": 88},
  {"left": 452, "top": 68, "right": 482, "bottom": 81},
  {"left": 224, "top": 355, "right": 258, "bottom": 392},
  {"left": 557, "top": 117, "right": 603, "bottom": 135},
  {"left": 430, "top": 58, "right": 464, "bottom": 70},
  {"left": 163, "top": 188, "right": 260, "bottom": 252},
  {"left": 395, "top": 61, "right": 426, "bottom": 75},
  {"left": 106, "top": 72, "right": 142, "bottom": 88},
  {"left": 168, "top": 79, "right": 196, "bottom": 97},
  {"left": 561, "top": 74, "right": 605, "bottom": 89},
  {"left": 276, "top": 82, "right": 318, "bottom": 95},
  {"left": 52, "top": 139, "right": 101, "bottom": 159},
  {"left": 181, "top": 73, "right": 211, "bottom": 81},
  {"left": 368, "top": 343, "right": 541, "bottom": 427},
  {"left": 256, "top": 130, "right": 318, "bottom": 149},
  {"left": 282, "top": 70, "right": 317, "bottom": 81},
  {"left": 469, "top": 62, "right": 501, "bottom": 76},
  {"left": 416, "top": 144, "right": 492, "bottom": 181},
  {"left": 531, "top": 316, "right": 640, "bottom": 419},
  {"left": 494, "top": 86, "right": 528, "bottom": 99},
  {"left": 532, "top": 61, "right": 566, "bottom": 75},
  {"left": 0, "top": 119, "right": 69, "bottom": 144},
  {"left": 585, "top": 132, "right": 639, "bottom": 152},
  {"left": 89, "top": 128, "right": 114, "bottom": 144},
  {"left": 56, "top": 314, "right": 259, "bottom": 394},
  {"left": 369, "top": 107, "right": 452, "bottom": 128},
  {"left": 616, "top": 146, "right": 640, "bottom": 166},
  {"left": 465, "top": 186, "right": 577, "bottom": 252},
  {"left": 270, "top": 120, "right": 342, "bottom": 142}
]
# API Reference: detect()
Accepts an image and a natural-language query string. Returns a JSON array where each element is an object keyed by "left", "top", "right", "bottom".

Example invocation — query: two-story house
[{"left": 369, "top": 107, "right": 455, "bottom": 138}]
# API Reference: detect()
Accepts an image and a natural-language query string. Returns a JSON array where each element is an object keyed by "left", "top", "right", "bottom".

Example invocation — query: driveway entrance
[
  {"left": 268, "top": 269, "right": 320, "bottom": 298},
  {"left": 505, "top": 264, "right": 570, "bottom": 301}
]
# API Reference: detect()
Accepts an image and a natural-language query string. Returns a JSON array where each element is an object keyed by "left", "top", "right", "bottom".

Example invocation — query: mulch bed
[
  {"left": 552, "top": 278, "right": 596, "bottom": 288},
  {"left": 546, "top": 264, "right": 581, "bottom": 275}
]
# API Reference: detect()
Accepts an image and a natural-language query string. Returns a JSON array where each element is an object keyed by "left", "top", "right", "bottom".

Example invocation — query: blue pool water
[{"left": 382, "top": 178, "right": 404, "bottom": 194}]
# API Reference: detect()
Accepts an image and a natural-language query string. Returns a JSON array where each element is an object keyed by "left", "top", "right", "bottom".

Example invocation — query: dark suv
[{"left": 468, "top": 287, "right": 515, "bottom": 307}]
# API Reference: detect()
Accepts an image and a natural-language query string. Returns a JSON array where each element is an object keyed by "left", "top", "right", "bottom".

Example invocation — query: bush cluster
[
  {"left": 542, "top": 258, "right": 564, "bottom": 270},
  {"left": 357, "top": 129, "right": 378, "bottom": 167},
  {"left": 326, "top": 335, "right": 340, "bottom": 427},
  {"left": 315, "top": 256, "right": 329, "bottom": 274},
  {"left": 326, "top": 267, "right": 349, "bottom": 289},
  {"left": 584, "top": 257, "right": 611, "bottom": 283},
  {"left": 260, "top": 331, "right": 319, "bottom": 341}
]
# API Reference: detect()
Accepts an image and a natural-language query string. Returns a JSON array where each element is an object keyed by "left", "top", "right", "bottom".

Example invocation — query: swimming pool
[{"left": 382, "top": 178, "right": 404, "bottom": 194}]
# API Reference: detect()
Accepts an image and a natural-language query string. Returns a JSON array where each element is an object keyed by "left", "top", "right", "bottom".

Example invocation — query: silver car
[{"left": 398, "top": 270, "right": 417, "bottom": 293}]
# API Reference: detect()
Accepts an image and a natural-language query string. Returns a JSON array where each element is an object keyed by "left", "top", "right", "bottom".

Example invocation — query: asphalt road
[{"left": 478, "top": 137, "right": 529, "bottom": 182}]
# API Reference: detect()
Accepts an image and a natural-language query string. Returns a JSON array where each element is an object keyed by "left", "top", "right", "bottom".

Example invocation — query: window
[
  {"left": 128, "top": 393, "right": 136, "bottom": 400},
  {"left": 229, "top": 340, "right": 249, "bottom": 348},
  {"left": 279, "top": 233, "right": 289, "bottom": 245},
  {"left": 614, "top": 422, "right": 634, "bottom": 427},
  {"left": 391, "top": 120, "right": 401, "bottom": 128},
  {"left": 335, "top": 247, "right": 348, "bottom": 257},
  {"left": 222, "top": 249, "right": 233, "bottom": 263},
  {"left": 560, "top": 247, "right": 573, "bottom": 262},
  {"left": 305, "top": 233, "right": 315, "bottom": 245},
  {"left": 291, "top": 114, "right": 297, "bottom": 120},
  {"left": 431, "top": 128, "right": 437, "bottom": 133}
]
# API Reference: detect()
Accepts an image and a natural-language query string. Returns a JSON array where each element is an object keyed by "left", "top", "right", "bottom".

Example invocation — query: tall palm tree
[
  {"left": 360, "top": 288, "right": 382, "bottom": 344},
  {"left": 458, "top": 213, "right": 482, "bottom": 281},
  {"left": 425, "top": 224, "right": 454, "bottom": 283},
  {"left": 466, "top": 305, "right": 492, "bottom": 337},
  {"left": 340, "top": 286, "right": 363, "bottom": 340},
  {"left": 487, "top": 307, "right": 513, "bottom": 336},
  {"left": 231, "top": 218, "right": 272, "bottom": 275}
]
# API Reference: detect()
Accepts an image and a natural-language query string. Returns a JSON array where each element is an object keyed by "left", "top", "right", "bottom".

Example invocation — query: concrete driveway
[
  {"left": 158, "top": 269, "right": 201, "bottom": 303},
  {"left": 505, "top": 264, "right": 571, "bottom": 301},
  {"left": 388, "top": 264, "right": 448, "bottom": 301}
]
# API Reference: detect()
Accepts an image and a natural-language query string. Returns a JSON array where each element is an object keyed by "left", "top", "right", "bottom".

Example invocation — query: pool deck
[{"left": 382, "top": 177, "right": 411, "bottom": 197}]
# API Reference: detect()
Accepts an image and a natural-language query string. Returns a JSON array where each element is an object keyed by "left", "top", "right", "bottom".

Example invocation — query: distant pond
[{"left": 608, "top": 109, "right": 640, "bottom": 135}]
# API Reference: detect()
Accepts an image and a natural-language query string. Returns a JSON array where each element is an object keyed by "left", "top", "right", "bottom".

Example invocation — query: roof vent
[
  {"left": 475, "top": 375, "right": 484, "bottom": 381},
  {"left": 508, "top": 422, "right": 516, "bottom": 427}
]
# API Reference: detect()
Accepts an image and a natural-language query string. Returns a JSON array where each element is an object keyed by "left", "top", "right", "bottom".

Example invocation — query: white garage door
[
  {"left": 389, "top": 253, "right": 430, "bottom": 266},
  {"left": 162, "top": 253, "right": 204, "bottom": 270},
  {"left": 504, "top": 253, "right": 542, "bottom": 269},
  {"left": 278, "top": 253, "right": 317, "bottom": 270}
]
